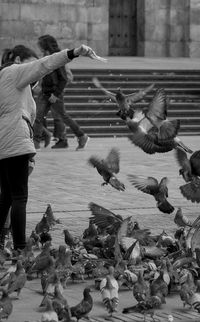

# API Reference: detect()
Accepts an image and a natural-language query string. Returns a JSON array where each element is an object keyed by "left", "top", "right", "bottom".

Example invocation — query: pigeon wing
[
  {"left": 158, "top": 118, "right": 180, "bottom": 142},
  {"left": 128, "top": 125, "right": 173, "bottom": 154},
  {"left": 128, "top": 175, "right": 159, "bottom": 195},
  {"left": 146, "top": 88, "right": 167, "bottom": 124},
  {"left": 89, "top": 202, "right": 123, "bottom": 232},
  {"left": 175, "top": 148, "right": 192, "bottom": 173},
  {"left": 93, "top": 77, "right": 117, "bottom": 102},
  {"left": 180, "top": 178, "right": 200, "bottom": 203},
  {"left": 88, "top": 155, "right": 109, "bottom": 173},
  {"left": 105, "top": 148, "right": 120, "bottom": 173},
  {"left": 190, "top": 150, "right": 200, "bottom": 177},
  {"left": 159, "top": 177, "right": 169, "bottom": 196},
  {"left": 126, "top": 83, "right": 155, "bottom": 104}
]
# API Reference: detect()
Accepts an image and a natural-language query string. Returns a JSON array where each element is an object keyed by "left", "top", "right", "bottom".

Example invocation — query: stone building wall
[
  {"left": 0, "top": 0, "right": 109, "bottom": 56},
  {"left": 190, "top": 0, "right": 200, "bottom": 57},
  {"left": 143, "top": 0, "right": 190, "bottom": 57},
  {"left": 0, "top": 0, "right": 200, "bottom": 58}
]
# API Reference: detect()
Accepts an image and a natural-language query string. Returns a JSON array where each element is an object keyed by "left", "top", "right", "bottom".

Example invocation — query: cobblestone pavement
[{"left": 6, "top": 136, "right": 200, "bottom": 321}]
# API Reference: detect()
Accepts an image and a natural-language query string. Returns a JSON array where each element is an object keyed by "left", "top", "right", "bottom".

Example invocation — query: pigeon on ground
[
  {"left": 28, "top": 241, "right": 54, "bottom": 276},
  {"left": 41, "top": 298, "right": 58, "bottom": 322},
  {"left": 88, "top": 147, "right": 125, "bottom": 191},
  {"left": 7, "top": 260, "right": 27, "bottom": 298},
  {"left": 175, "top": 148, "right": 200, "bottom": 203},
  {"left": 35, "top": 214, "right": 50, "bottom": 234},
  {"left": 52, "top": 284, "right": 71, "bottom": 321},
  {"left": 30, "top": 230, "right": 40, "bottom": 249},
  {"left": 45, "top": 204, "right": 60, "bottom": 227},
  {"left": 63, "top": 229, "right": 78, "bottom": 249},
  {"left": 150, "top": 269, "right": 168, "bottom": 302},
  {"left": 0, "top": 287, "right": 13, "bottom": 320},
  {"left": 132, "top": 269, "right": 150, "bottom": 302},
  {"left": 127, "top": 89, "right": 193, "bottom": 154},
  {"left": 100, "top": 266, "right": 119, "bottom": 319},
  {"left": 70, "top": 287, "right": 93, "bottom": 321},
  {"left": 39, "top": 230, "right": 52, "bottom": 247},
  {"left": 122, "top": 294, "right": 163, "bottom": 320},
  {"left": 55, "top": 245, "right": 72, "bottom": 269},
  {"left": 128, "top": 175, "right": 174, "bottom": 214},
  {"left": 93, "top": 77, "right": 155, "bottom": 120}
]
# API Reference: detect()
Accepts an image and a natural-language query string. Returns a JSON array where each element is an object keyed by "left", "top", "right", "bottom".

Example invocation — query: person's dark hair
[
  {"left": 1, "top": 45, "right": 38, "bottom": 70},
  {"left": 38, "top": 34, "right": 60, "bottom": 54}
]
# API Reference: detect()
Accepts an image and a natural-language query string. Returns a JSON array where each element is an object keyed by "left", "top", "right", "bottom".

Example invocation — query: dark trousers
[
  {"left": 34, "top": 93, "right": 84, "bottom": 142},
  {"left": 0, "top": 154, "right": 29, "bottom": 250}
]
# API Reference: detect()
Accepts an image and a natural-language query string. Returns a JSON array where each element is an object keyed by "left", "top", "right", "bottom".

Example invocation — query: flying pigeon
[
  {"left": 88, "top": 147, "right": 125, "bottom": 191},
  {"left": 175, "top": 148, "right": 200, "bottom": 203},
  {"left": 127, "top": 89, "right": 193, "bottom": 154},
  {"left": 128, "top": 175, "right": 174, "bottom": 214},
  {"left": 93, "top": 77, "right": 155, "bottom": 120}
]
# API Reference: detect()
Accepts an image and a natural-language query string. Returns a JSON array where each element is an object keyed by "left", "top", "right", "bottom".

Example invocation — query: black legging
[{"left": 0, "top": 154, "right": 29, "bottom": 250}]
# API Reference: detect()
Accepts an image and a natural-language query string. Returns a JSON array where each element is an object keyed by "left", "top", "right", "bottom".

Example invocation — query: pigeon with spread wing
[
  {"left": 93, "top": 77, "right": 155, "bottom": 120},
  {"left": 89, "top": 202, "right": 123, "bottom": 235},
  {"left": 88, "top": 147, "right": 125, "bottom": 191},
  {"left": 175, "top": 148, "right": 200, "bottom": 203},
  {"left": 128, "top": 175, "right": 174, "bottom": 214},
  {"left": 127, "top": 88, "right": 192, "bottom": 154}
]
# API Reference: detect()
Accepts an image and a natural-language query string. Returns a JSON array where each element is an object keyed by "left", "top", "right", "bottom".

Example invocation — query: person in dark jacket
[{"left": 33, "top": 34, "right": 90, "bottom": 150}]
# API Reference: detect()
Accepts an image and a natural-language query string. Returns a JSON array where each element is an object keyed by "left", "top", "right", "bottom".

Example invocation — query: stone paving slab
[{"left": 7, "top": 136, "right": 200, "bottom": 321}]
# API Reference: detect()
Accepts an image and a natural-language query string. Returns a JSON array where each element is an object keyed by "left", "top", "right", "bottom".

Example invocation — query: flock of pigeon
[{"left": 0, "top": 80, "right": 200, "bottom": 322}]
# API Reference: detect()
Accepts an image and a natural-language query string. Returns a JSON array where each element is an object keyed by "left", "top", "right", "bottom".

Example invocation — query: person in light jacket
[{"left": 0, "top": 43, "right": 95, "bottom": 251}]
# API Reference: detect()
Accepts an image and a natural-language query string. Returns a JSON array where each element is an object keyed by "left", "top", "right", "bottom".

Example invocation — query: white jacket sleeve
[{"left": 14, "top": 49, "right": 72, "bottom": 89}]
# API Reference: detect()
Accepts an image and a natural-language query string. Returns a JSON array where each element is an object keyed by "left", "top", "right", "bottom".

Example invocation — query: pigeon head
[{"left": 83, "top": 287, "right": 91, "bottom": 296}]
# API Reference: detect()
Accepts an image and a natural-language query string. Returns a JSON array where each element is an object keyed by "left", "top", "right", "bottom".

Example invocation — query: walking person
[
  {"left": 33, "top": 34, "right": 90, "bottom": 150},
  {"left": 0, "top": 42, "right": 98, "bottom": 251}
]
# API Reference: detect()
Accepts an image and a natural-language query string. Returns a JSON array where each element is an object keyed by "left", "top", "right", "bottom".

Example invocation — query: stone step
[
  {"left": 48, "top": 117, "right": 200, "bottom": 127},
  {"left": 68, "top": 80, "right": 200, "bottom": 88},
  {"left": 63, "top": 94, "right": 200, "bottom": 102},
  {"left": 58, "top": 109, "right": 200, "bottom": 118},
  {"left": 64, "top": 87, "right": 200, "bottom": 95},
  {"left": 47, "top": 68, "right": 200, "bottom": 136},
  {"left": 71, "top": 68, "right": 200, "bottom": 75},
  {"left": 63, "top": 102, "right": 200, "bottom": 110},
  {"left": 73, "top": 73, "right": 200, "bottom": 81}
]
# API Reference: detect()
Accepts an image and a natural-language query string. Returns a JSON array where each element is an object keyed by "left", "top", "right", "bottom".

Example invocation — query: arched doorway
[{"left": 109, "top": 0, "right": 138, "bottom": 56}]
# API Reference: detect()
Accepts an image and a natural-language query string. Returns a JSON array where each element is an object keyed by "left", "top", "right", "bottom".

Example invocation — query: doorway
[{"left": 109, "top": 0, "right": 137, "bottom": 56}]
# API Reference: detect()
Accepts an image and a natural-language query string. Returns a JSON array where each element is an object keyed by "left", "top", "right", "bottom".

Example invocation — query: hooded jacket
[{"left": 0, "top": 50, "right": 72, "bottom": 160}]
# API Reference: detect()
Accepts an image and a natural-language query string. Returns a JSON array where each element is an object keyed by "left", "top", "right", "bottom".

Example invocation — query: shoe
[
  {"left": 76, "top": 135, "right": 90, "bottom": 150},
  {"left": 34, "top": 140, "right": 41, "bottom": 150},
  {"left": 51, "top": 139, "right": 69, "bottom": 149}
]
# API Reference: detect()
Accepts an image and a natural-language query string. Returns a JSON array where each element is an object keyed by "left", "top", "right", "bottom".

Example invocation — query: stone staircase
[{"left": 47, "top": 69, "right": 200, "bottom": 137}]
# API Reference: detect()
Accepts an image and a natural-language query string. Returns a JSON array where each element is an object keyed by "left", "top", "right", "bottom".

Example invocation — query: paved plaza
[
  {"left": 4, "top": 49, "right": 200, "bottom": 322},
  {"left": 5, "top": 135, "right": 199, "bottom": 322}
]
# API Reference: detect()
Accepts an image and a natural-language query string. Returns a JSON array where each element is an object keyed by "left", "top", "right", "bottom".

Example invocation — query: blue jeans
[{"left": 34, "top": 93, "right": 84, "bottom": 142}]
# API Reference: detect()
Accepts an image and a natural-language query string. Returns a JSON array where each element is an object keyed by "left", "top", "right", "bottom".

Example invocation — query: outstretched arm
[{"left": 14, "top": 45, "right": 96, "bottom": 89}]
